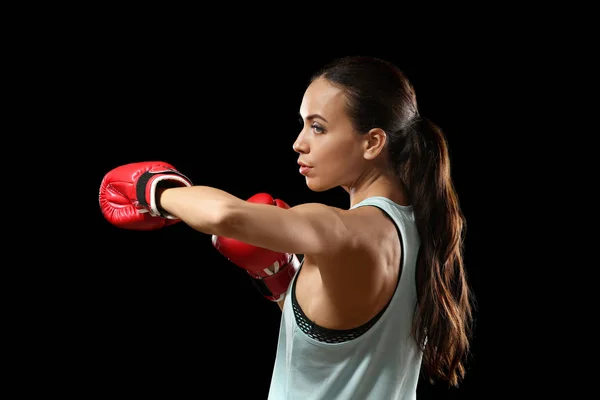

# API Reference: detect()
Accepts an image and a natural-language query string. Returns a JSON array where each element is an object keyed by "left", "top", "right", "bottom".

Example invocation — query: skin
[{"left": 159, "top": 77, "right": 411, "bottom": 327}]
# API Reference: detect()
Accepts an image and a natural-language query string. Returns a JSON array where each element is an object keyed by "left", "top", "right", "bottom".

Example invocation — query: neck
[{"left": 343, "top": 167, "right": 409, "bottom": 208}]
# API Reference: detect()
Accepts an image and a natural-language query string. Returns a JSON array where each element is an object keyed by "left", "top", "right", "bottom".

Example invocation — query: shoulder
[
  {"left": 294, "top": 201, "right": 396, "bottom": 258},
  {"left": 296, "top": 202, "right": 402, "bottom": 325},
  {"left": 294, "top": 201, "right": 391, "bottom": 235}
]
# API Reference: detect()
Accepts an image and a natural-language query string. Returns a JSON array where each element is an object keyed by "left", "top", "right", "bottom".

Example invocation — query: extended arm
[
  {"left": 159, "top": 185, "right": 352, "bottom": 256},
  {"left": 99, "top": 161, "right": 350, "bottom": 305}
]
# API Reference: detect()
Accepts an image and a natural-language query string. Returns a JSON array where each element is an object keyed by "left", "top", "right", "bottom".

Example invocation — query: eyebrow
[{"left": 300, "top": 113, "right": 328, "bottom": 123}]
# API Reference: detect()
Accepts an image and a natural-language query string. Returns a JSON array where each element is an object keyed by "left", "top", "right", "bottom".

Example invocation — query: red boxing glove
[
  {"left": 212, "top": 193, "right": 300, "bottom": 302},
  {"left": 99, "top": 161, "right": 192, "bottom": 231}
]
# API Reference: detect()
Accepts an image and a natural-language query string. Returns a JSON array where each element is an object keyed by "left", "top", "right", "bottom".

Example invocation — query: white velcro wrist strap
[{"left": 149, "top": 175, "right": 192, "bottom": 218}]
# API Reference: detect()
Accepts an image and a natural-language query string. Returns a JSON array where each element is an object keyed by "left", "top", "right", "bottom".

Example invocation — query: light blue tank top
[{"left": 268, "top": 196, "right": 423, "bottom": 400}]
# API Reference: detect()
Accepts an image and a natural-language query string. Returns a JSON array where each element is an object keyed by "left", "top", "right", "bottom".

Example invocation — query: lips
[
  {"left": 299, "top": 166, "right": 311, "bottom": 175},
  {"left": 298, "top": 162, "right": 312, "bottom": 175}
]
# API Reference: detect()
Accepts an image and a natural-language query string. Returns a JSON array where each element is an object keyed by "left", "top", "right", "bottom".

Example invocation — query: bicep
[{"left": 222, "top": 202, "right": 352, "bottom": 256}]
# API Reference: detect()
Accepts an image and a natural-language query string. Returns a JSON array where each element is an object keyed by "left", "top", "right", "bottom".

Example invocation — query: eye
[{"left": 311, "top": 123, "right": 325, "bottom": 134}]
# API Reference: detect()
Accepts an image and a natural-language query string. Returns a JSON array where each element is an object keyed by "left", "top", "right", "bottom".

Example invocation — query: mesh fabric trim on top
[{"left": 291, "top": 275, "right": 388, "bottom": 344}]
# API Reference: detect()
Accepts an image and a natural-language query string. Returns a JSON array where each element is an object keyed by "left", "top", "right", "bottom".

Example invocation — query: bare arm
[
  {"left": 159, "top": 185, "right": 353, "bottom": 256},
  {"left": 276, "top": 296, "right": 286, "bottom": 311}
]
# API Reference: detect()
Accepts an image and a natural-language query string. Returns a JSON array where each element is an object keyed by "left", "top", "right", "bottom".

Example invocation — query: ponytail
[{"left": 403, "top": 117, "right": 475, "bottom": 387}]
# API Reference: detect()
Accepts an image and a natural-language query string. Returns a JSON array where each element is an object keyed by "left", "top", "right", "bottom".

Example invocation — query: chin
[{"left": 305, "top": 178, "right": 334, "bottom": 192}]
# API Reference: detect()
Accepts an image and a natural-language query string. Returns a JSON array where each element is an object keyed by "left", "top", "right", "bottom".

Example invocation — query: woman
[{"left": 99, "top": 55, "right": 475, "bottom": 399}]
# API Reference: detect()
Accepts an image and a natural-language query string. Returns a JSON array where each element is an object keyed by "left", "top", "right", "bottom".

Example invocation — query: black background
[{"left": 40, "top": 26, "right": 523, "bottom": 398}]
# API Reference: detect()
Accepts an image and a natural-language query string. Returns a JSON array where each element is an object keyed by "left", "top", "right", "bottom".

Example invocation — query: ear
[{"left": 363, "top": 128, "right": 387, "bottom": 160}]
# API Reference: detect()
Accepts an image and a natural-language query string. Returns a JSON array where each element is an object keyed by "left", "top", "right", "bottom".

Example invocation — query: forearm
[{"left": 158, "top": 186, "right": 241, "bottom": 236}]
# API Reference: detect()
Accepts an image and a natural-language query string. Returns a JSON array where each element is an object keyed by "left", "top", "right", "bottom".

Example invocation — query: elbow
[
  {"left": 213, "top": 202, "right": 238, "bottom": 237},
  {"left": 202, "top": 199, "right": 240, "bottom": 237}
]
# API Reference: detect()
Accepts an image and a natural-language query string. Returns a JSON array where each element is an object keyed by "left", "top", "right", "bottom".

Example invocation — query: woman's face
[{"left": 293, "top": 77, "right": 368, "bottom": 192}]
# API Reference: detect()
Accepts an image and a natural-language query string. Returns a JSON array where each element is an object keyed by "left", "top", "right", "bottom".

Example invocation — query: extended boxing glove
[
  {"left": 99, "top": 161, "right": 192, "bottom": 231},
  {"left": 212, "top": 193, "right": 301, "bottom": 302}
]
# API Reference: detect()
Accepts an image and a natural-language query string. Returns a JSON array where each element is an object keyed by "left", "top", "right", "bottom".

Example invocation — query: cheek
[
  {"left": 325, "top": 137, "right": 357, "bottom": 158},
  {"left": 337, "top": 139, "right": 362, "bottom": 162},
  {"left": 323, "top": 142, "right": 361, "bottom": 176}
]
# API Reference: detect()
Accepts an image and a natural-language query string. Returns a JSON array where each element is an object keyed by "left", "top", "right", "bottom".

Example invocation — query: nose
[{"left": 293, "top": 130, "right": 308, "bottom": 154}]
